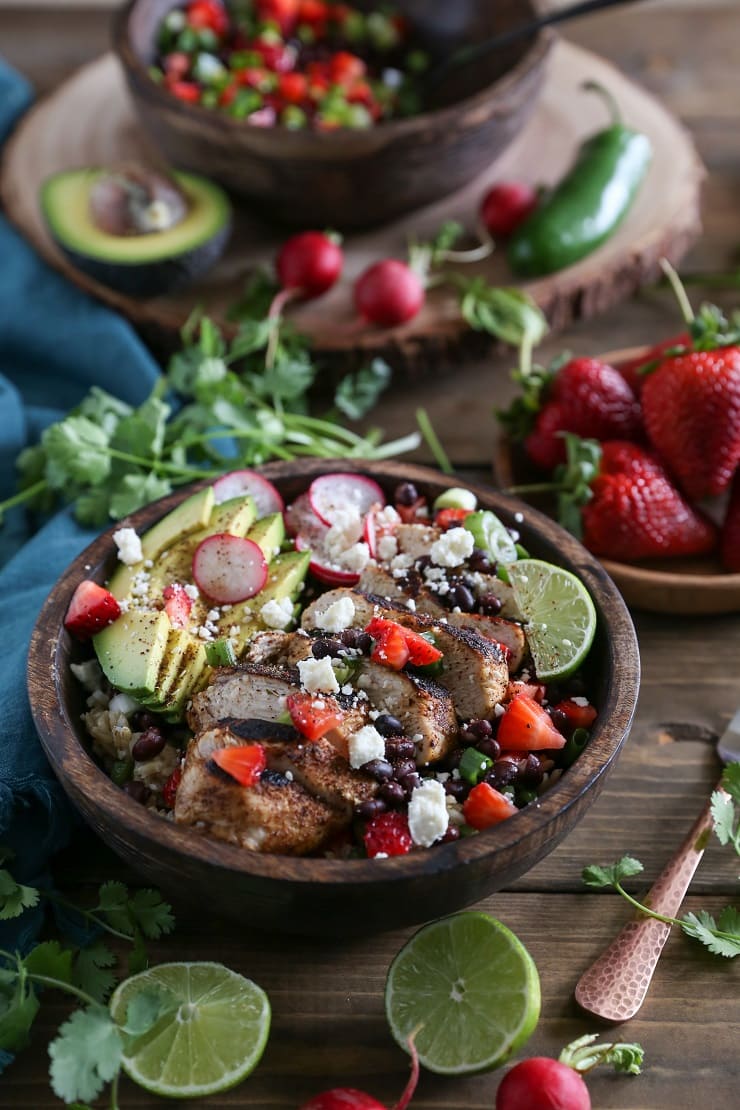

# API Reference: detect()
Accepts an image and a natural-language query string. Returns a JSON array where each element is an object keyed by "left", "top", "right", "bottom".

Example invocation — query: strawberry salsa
[
  {"left": 67, "top": 471, "right": 599, "bottom": 859},
  {"left": 152, "top": 0, "right": 427, "bottom": 129}
]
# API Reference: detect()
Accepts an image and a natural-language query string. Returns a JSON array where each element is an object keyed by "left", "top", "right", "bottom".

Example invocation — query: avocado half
[{"left": 40, "top": 168, "right": 231, "bottom": 298}]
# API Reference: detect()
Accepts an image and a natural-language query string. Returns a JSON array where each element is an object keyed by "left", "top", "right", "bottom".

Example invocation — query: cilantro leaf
[
  {"left": 42, "top": 417, "right": 112, "bottom": 490},
  {"left": 711, "top": 790, "right": 736, "bottom": 847},
  {"left": 0, "top": 869, "right": 39, "bottom": 920},
  {"left": 128, "top": 931, "right": 149, "bottom": 977},
  {"left": 73, "top": 486, "right": 114, "bottom": 527},
  {"left": 129, "top": 890, "right": 175, "bottom": 940},
  {"left": 25, "top": 941, "right": 74, "bottom": 986},
  {"left": 77, "top": 387, "right": 132, "bottom": 437},
  {"left": 582, "top": 856, "right": 644, "bottom": 889},
  {"left": 721, "top": 761, "right": 740, "bottom": 806},
  {"left": 74, "top": 942, "right": 117, "bottom": 1004},
  {"left": 0, "top": 969, "right": 39, "bottom": 1052},
  {"left": 335, "top": 359, "right": 392, "bottom": 421},
  {"left": 682, "top": 909, "right": 740, "bottom": 958},
  {"left": 49, "top": 1007, "right": 122, "bottom": 1104},
  {"left": 458, "top": 278, "right": 548, "bottom": 349},
  {"left": 111, "top": 397, "right": 170, "bottom": 461},
  {"left": 122, "top": 986, "right": 177, "bottom": 1038},
  {"left": 96, "top": 881, "right": 132, "bottom": 934},
  {"left": 109, "top": 472, "right": 172, "bottom": 519}
]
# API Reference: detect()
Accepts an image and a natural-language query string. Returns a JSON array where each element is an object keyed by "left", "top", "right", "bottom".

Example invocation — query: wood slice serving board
[{"left": 1, "top": 39, "right": 704, "bottom": 372}]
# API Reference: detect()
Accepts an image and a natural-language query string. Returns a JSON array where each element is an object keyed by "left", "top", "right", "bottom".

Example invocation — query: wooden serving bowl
[
  {"left": 112, "top": 0, "right": 553, "bottom": 229},
  {"left": 28, "top": 460, "right": 639, "bottom": 937}
]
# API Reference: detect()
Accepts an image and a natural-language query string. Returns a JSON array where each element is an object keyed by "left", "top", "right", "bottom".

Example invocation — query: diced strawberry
[
  {"left": 163, "top": 52, "right": 191, "bottom": 80},
  {"left": 218, "top": 82, "right": 238, "bottom": 106},
  {"left": 434, "top": 507, "right": 472, "bottom": 530},
  {"left": 506, "top": 680, "right": 546, "bottom": 703},
  {"left": 396, "top": 496, "right": 428, "bottom": 524},
  {"left": 186, "top": 0, "right": 229, "bottom": 36},
  {"left": 169, "top": 80, "right": 201, "bottom": 103},
  {"left": 278, "top": 71, "right": 308, "bottom": 103},
  {"left": 366, "top": 617, "right": 443, "bottom": 669},
  {"left": 553, "top": 698, "right": 598, "bottom": 730},
  {"left": 286, "top": 691, "right": 344, "bottom": 742},
  {"left": 370, "top": 625, "right": 410, "bottom": 670},
  {"left": 496, "top": 693, "right": 566, "bottom": 751},
  {"left": 297, "top": 0, "right": 329, "bottom": 28},
  {"left": 329, "top": 51, "right": 366, "bottom": 86},
  {"left": 401, "top": 628, "right": 443, "bottom": 668},
  {"left": 256, "top": 0, "right": 299, "bottom": 35},
  {"left": 162, "top": 766, "right": 182, "bottom": 809},
  {"left": 238, "top": 66, "right": 272, "bottom": 88},
  {"left": 162, "top": 583, "right": 192, "bottom": 630},
  {"left": 64, "top": 580, "right": 121, "bottom": 641},
  {"left": 347, "top": 80, "right": 374, "bottom": 107},
  {"left": 210, "top": 744, "right": 266, "bottom": 787},
  {"left": 463, "top": 782, "right": 518, "bottom": 830},
  {"left": 363, "top": 811, "right": 413, "bottom": 858}
]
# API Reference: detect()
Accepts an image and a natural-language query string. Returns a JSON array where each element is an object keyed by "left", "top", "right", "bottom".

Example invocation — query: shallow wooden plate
[
  {"left": 0, "top": 39, "right": 703, "bottom": 372},
  {"left": 493, "top": 346, "right": 740, "bottom": 616}
]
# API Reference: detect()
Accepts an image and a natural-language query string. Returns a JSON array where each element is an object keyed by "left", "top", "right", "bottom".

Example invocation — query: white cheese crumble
[
  {"left": 348, "top": 724, "right": 386, "bottom": 770},
  {"left": 408, "top": 779, "right": 449, "bottom": 847},
  {"left": 112, "top": 527, "right": 143, "bottom": 566},
  {"left": 430, "top": 527, "right": 474, "bottom": 567},
  {"left": 571, "top": 696, "right": 589, "bottom": 707},
  {"left": 377, "top": 534, "right": 399, "bottom": 561},
  {"left": 260, "top": 596, "right": 294, "bottom": 630},
  {"left": 297, "top": 656, "right": 339, "bottom": 694},
  {"left": 315, "top": 595, "right": 355, "bottom": 633},
  {"left": 183, "top": 583, "right": 199, "bottom": 600},
  {"left": 337, "top": 542, "right": 370, "bottom": 574}
]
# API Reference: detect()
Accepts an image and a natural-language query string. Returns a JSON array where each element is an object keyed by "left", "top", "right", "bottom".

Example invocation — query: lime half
[
  {"left": 507, "top": 558, "right": 597, "bottom": 681},
  {"left": 109, "top": 962, "right": 270, "bottom": 1098},
  {"left": 385, "top": 912, "right": 540, "bottom": 1075}
]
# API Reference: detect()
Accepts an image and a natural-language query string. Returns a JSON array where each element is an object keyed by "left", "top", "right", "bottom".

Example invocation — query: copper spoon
[{"left": 575, "top": 708, "right": 740, "bottom": 1023}]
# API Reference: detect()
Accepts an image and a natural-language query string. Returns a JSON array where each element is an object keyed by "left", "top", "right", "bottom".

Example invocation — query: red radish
[
  {"left": 309, "top": 473, "right": 385, "bottom": 526},
  {"left": 480, "top": 181, "right": 538, "bottom": 238},
  {"left": 363, "top": 504, "right": 399, "bottom": 559},
  {"left": 276, "top": 231, "right": 343, "bottom": 299},
  {"left": 163, "top": 583, "right": 193, "bottom": 630},
  {"left": 295, "top": 531, "right": 361, "bottom": 586},
  {"left": 300, "top": 1028, "right": 419, "bottom": 1109},
  {"left": 284, "top": 491, "right": 318, "bottom": 537},
  {"left": 354, "top": 260, "right": 424, "bottom": 327},
  {"left": 212, "top": 469, "right": 284, "bottom": 515},
  {"left": 496, "top": 1057, "right": 591, "bottom": 1110},
  {"left": 192, "top": 534, "right": 268, "bottom": 603},
  {"left": 64, "top": 580, "right": 121, "bottom": 640}
]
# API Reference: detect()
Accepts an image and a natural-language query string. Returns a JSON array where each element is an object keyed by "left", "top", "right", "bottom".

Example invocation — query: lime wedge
[
  {"left": 463, "top": 510, "right": 519, "bottom": 565},
  {"left": 385, "top": 912, "right": 540, "bottom": 1075},
  {"left": 507, "top": 558, "right": 597, "bottom": 681},
  {"left": 109, "top": 962, "right": 270, "bottom": 1098}
]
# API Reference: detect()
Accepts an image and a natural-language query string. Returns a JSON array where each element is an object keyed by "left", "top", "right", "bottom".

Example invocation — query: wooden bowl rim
[
  {"left": 112, "top": 0, "right": 555, "bottom": 145},
  {"left": 29, "top": 459, "right": 639, "bottom": 886}
]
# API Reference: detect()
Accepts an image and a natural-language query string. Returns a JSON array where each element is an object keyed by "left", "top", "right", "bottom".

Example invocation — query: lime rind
[
  {"left": 463, "top": 510, "right": 519, "bottom": 565},
  {"left": 507, "top": 558, "right": 597, "bottom": 681},
  {"left": 385, "top": 912, "right": 541, "bottom": 1076},
  {"left": 109, "top": 961, "right": 271, "bottom": 1098}
]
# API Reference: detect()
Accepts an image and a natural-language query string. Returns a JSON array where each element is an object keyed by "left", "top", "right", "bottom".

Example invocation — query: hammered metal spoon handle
[{"left": 575, "top": 791, "right": 719, "bottom": 1022}]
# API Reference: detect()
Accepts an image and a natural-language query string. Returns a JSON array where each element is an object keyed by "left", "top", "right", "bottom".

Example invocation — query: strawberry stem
[
  {"left": 660, "top": 258, "right": 695, "bottom": 324},
  {"left": 393, "top": 1029, "right": 421, "bottom": 1110}
]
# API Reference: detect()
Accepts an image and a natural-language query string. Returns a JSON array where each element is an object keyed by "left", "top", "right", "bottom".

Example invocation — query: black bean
[
  {"left": 384, "top": 736, "right": 416, "bottom": 761},
  {"left": 399, "top": 772, "right": 422, "bottom": 796},
  {"left": 479, "top": 593, "right": 502, "bottom": 616},
  {"left": 548, "top": 707, "right": 570, "bottom": 735},
  {"left": 375, "top": 713, "right": 404, "bottom": 737},
  {"left": 441, "top": 825, "right": 461, "bottom": 843},
  {"left": 485, "top": 759, "right": 519, "bottom": 789},
  {"left": 131, "top": 710, "right": 158, "bottom": 731},
  {"left": 378, "top": 781, "right": 405, "bottom": 807},
  {"left": 363, "top": 758, "right": 394, "bottom": 782},
  {"left": 448, "top": 583, "right": 476, "bottom": 612},
  {"left": 565, "top": 674, "right": 588, "bottom": 698},
  {"left": 356, "top": 798, "right": 387, "bottom": 820},
  {"left": 122, "top": 780, "right": 148, "bottom": 804},
  {"left": 468, "top": 548, "right": 494, "bottom": 574},
  {"left": 444, "top": 779, "right": 468, "bottom": 801},
  {"left": 415, "top": 555, "right": 432, "bottom": 573},
  {"left": 392, "top": 758, "right": 417, "bottom": 781},
  {"left": 131, "top": 727, "right": 166, "bottom": 762},
  {"left": 446, "top": 748, "right": 464, "bottom": 770},
  {"left": 394, "top": 482, "right": 419, "bottom": 506},
  {"left": 477, "top": 736, "right": 501, "bottom": 761},
  {"left": 311, "top": 637, "right": 343, "bottom": 659},
  {"left": 521, "top": 753, "right": 544, "bottom": 786},
  {"left": 354, "top": 632, "right": 373, "bottom": 654},
  {"left": 459, "top": 719, "right": 493, "bottom": 745}
]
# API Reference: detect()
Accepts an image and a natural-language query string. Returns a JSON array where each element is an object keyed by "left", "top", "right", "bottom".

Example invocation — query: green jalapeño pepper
[{"left": 507, "top": 81, "right": 652, "bottom": 277}]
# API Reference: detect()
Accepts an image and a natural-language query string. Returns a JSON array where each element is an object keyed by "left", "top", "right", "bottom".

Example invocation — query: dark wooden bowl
[
  {"left": 28, "top": 460, "right": 639, "bottom": 936},
  {"left": 112, "top": 0, "right": 553, "bottom": 229}
]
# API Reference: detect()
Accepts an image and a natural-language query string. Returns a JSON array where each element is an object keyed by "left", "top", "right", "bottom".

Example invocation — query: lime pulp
[
  {"left": 507, "top": 558, "right": 597, "bottom": 681},
  {"left": 385, "top": 912, "right": 541, "bottom": 1075},
  {"left": 109, "top": 961, "right": 270, "bottom": 1098}
]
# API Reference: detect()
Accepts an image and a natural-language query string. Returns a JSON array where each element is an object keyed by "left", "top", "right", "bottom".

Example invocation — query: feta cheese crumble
[
  {"left": 112, "top": 527, "right": 143, "bottom": 566},
  {"left": 430, "top": 527, "right": 475, "bottom": 568},
  {"left": 348, "top": 724, "right": 386, "bottom": 770},
  {"left": 260, "top": 596, "right": 294, "bottom": 630},
  {"left": 297, "top": 656, "right": 339, "bottom": 695},
  {"left": 408, "top": 779, "right": 449, "bottom": 847},
  {"left": 315, "top": 595, "right": 355, "bottom": 633},
  {"left": 377, "top": 534, "right": 399, "bottom": 561}
]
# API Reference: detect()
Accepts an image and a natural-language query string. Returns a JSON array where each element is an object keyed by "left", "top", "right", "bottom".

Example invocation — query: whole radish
[
  {"left": 276, "top": 230, "right": 343, "bottom": 299},
  {"left": 480, "top": 182, "right": 538, "bottom": 238},
  {"left": 496, "top": 1035, "right": 644, "bottom": 1110},
  {"left": 300, "top": 1035, "right": 418, "bottom": 1110},
  {"left": 354, "top": 259, "right": 424, "bottom": 326}
]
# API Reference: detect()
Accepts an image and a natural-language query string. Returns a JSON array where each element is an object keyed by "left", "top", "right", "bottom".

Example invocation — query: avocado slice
[
  {"left": 40, "top": 168, "right": 231, "bottom": 298},
  {"left": 136, "top": 628, "right": 194, "bottom": 709},
  {"left": 159, "top": 639, "right": 209, "bottom": 722},
  {"left": 245, "top": 512, "right": 286, "bottom": 561},
  {"left": 93, "top": 610, "right": 170, "bottom": 699},
  {"left": 217, "top": 549, "right": 310, "bottom": 650}
]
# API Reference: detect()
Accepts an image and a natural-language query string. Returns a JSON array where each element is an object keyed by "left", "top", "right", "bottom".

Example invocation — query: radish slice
[
  {"left": 363, "top": 503, "right": 400, "bottom": 559},
  {"left": 308, "top": 473, "right": 385, "bottom": 527},
  {"left": 284, "top": 491, "right": 321, "bottom": 537},
  {"left": 212, "top": 470, "right": 284, "bottom": 516},
  {"left": 192, "top": 534, "right": 268, "bottom": 604},
  {"left": 295, "top": 526, "right": 363, "bottom": 587}
]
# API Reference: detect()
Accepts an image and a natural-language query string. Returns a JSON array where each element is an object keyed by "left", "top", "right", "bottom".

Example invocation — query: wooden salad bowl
[
  {"left": 112, "top": 0, "right": 553, "bottom": 229},
  {"left": 28, "top": 460, "right": 639, "bottom": 937},
  {"left": 493, "top": 347, "right": 740, "bottom": 616}
]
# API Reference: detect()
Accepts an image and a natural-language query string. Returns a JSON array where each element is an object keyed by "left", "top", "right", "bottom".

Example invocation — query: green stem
[
  {"left": 660, "top": 258, "right": 695, "bottom": 324},
  {"left": 109, "top": 1070, "right": 121, "bottom": 1110},
  {"left": 582, "top": 79, "right": 622, "bottom": 125},
  {"left": 105, "top": 447, "right": 209, "bottom": 479},
  {"left": 26, "top": 971, "right": 101, "bottom": 1009},
  {"left": 416, "top": 408, "right": 453, "bottom": 474},
  {"left": 614, "top": 882, "right": 679, "bottom": 927},
  {"left": 506, "top": 482, "right": 557, "bottom": 495},
  {"left": 0, "top": 479, "right": 49, "bottom": 518},
  {"left": 39, "top": 889, "right": 135, "bottom": 943}
]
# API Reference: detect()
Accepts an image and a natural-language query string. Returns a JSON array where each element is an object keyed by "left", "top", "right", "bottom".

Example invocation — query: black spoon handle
[{"left": 428, "top": 0, "right": 646, "bottom": 87}]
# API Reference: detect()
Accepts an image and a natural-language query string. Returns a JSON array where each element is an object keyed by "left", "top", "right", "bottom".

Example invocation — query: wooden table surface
[{"left": 2, "top": 4, "right": 739, "bottom": 1108}]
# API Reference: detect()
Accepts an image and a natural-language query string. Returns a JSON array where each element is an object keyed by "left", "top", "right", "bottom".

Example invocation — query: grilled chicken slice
[
  {"left": 354, "top": 660, "right": 457, "bottom": 765},
  {"left": 187, "top": 663, "right": 369, "bottom": 758},
  {"left": 174, "top": 726, "right": 346, "bottom": 855},
  {"left": 242, "top": 629, "right": 313, "bottom": 667},
  {"left": 263, "top": 737, "right": 377, "bottom": 817},
  {"left": 394, "top": 523, "right": 441, "bottom": 560},
  {"left": 301, "top": 589, "right": 378, "bottom": 632},
  {"left": 442, "top": 612, "right": 527, "bottom": 673},
  {"left": 358, "top": 565, "right": 421, "bottom": 607}
]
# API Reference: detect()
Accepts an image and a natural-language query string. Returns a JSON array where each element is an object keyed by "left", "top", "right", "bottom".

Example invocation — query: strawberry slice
[
  {"left": 396, "top": 495, "right": 428, "bottom": 524},
  {"left": 401, "top": 628, "right": 443, "bottom": 667},
  {"left": 210, "top": 744, "right": 266, "bottom": 787},
  {"left": 553, "top": 698, "right": 598, "bottom": 731},
  {"left": 366, "top": 617, "right": 443, "bottom": 669},
  {"left": 370, "top": 624, "right": 410, "bottom": 670},
  {"left": 163, "top": 584, "right": 192, "bottom": 630},
  {"left": 162, "top": 766, "right": 182, "bottom": 809},
  {"left": 64, "top": 580, "right": 121, "bottom": 641},
  {"left": 286, "top": 691, "right": 344, "bottom": 742},
  {"left": 434, "top": 507, "right": 472, "bottom": 530},
  {"left": 363, "top": 811, "right": 413, "bottom": 857},
  {"left": 463, "top": 782, "right": 518, "bottom": 830},
  {"left": 505, "top": 679, "right": 546, "bottom": 703},
  {"left": 496, "top": 693, "right": 566, "bottom": 751}
]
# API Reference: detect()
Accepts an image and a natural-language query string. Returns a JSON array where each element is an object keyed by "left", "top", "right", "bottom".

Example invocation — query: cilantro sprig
[
  {"left": 0, "top": 312, "right": 417, "bottom": 530},
  {"left": 582, "top": 763, "right": 740, "bottom": 959}
]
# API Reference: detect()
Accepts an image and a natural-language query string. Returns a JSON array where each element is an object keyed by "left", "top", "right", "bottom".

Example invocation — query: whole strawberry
[
  {"left": 720, "top": 468, "right": 740, "bottom": 572},
  {"left": 522, "top": 358, "right": 641, "bottom": 470},
  {"left": 641, "top": 346, "right": 740, "bottom": 501},
  {"left": 582, "top": 441, "right": 718, "bottom": 561}
]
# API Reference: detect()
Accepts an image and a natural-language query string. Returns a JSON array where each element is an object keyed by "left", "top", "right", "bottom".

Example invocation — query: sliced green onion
[
  {"left": 459, "top": 748, "right": 494, "bottom": 785},
  {"left": 205, "top": 639, "right": 237, "bottom": 668}
]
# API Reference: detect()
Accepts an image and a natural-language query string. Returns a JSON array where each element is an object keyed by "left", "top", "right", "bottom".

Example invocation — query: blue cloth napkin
[{"left": 0, "top": 59, "right": 161, "bottom": 959}]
